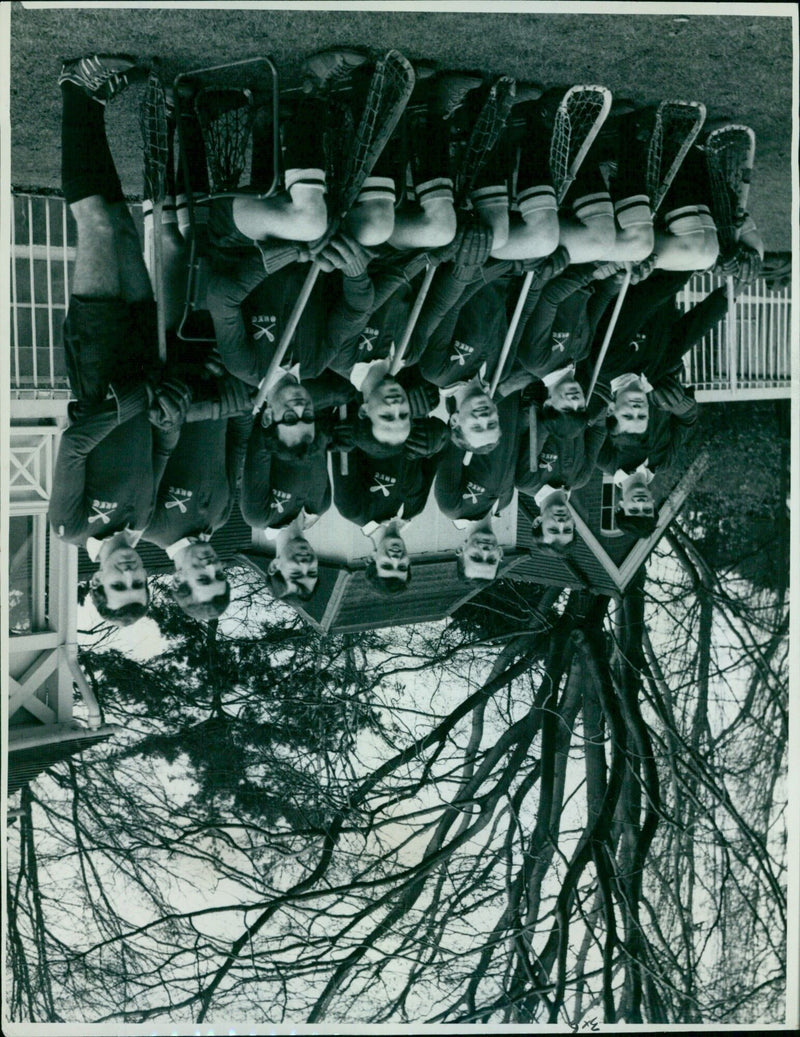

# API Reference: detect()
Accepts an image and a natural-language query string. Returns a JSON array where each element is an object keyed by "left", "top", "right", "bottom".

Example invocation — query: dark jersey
[
  {"left": 143, "top": 416, "right": 251, "bottom": 547},
  {"left": 49, "top": 386, "right": 156, "bottom": 547},
  {"left": 434, "top": 393, "right": 521, "bottom": 520},
  {"left": 418, "top": 281, "right": 508, "bottom": 388},
  {"left": 516, "top": 420, "right": 607, "bottom": 497},
  {"left": 241, "top": 427, "right": 332, "bottom": 529},
  {"left": 332, "top": 447, "right": 438, "bottom": 527},
  {"left": 206, "top": 256, "right": 376, "bottom": 386},
  {"left": 590, "top": 271, "right": 727, "bottom": 388},
  {"left": 514, "top": 267, "right": 618, "bottom": 379}
]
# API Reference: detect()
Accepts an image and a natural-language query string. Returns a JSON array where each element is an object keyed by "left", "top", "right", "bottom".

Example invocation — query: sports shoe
[
  {"left": 698, "top": 114, "right": 736, "bottom": 143},
  {"left": 58, "top": 53, "right": 146, "bottom": 104},
  {"left": 301, "top": 47, "right": 369, "bottom": 93},
  {"left": 620, "top": 104, "right": 658, "bottom": 144},
  {"left": 591, "top": 100, "right": 642, "bottom": 165},
  {"left": 528, "top": 85, "right": 572, "bottom": 132},
  {"left": 413, "top": 60, "right": 438, "bottom": 81},
  {"left": 512, "top": 80, "right": 545, "bottom": 105},
  {"left": 430, "top": 73, "right": 483, "bottom": 120}
]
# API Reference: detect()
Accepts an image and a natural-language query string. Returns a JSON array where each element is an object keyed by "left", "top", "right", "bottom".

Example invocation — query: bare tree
[{"left": 5, "top": 548, "right": 787, "bottom": 1026}]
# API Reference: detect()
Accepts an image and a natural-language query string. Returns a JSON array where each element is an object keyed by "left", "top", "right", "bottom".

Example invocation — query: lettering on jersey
[
  {"left": 251, "top": 315, "right": 278, "bottom": 343},
  {"left": 269, "top": 489, "right": 293, "bottom": 514},
  {"left": 462, "top": 481, "right": 486, "bottom": 504},
  {"left": 88, "top": 499, "right": 117, "bottom": 525},
  {"left": 538, "top": 451, "right": 558, "bottom": 472},
  {"left": 450, "top": 340, "right": 474, "bottom": 366},
  {"left": 551, "top": 332, "right": 570, "bottom": 353},
  {"left": 165, "top": 487, "right": 193, "bottom": 513},
  {"left": 358, "top": 327, "right": 380, "bottom": 354},
  {"left": 370, "top": 473, "right": 396, "bottom": 497}
]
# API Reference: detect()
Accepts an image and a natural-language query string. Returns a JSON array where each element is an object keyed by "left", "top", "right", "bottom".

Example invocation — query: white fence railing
[
  {"left": 9, "top": 193, "right": 143, "bottom": 402},
  {"left": 10, "top": 194, "right": 75, "bottom": 397},
  {"left": 677, "top": 271, "right": 792, "bottom": 400}
]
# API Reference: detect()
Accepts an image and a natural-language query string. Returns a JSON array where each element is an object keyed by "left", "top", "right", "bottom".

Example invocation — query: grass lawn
[{"left": 7, "top": 2, "right": 795, "bottom": 250}]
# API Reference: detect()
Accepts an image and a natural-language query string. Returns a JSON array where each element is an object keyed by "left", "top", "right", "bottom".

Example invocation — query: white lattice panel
[{"left": 9, "top": 428, "right": 56, "bottom": 513}]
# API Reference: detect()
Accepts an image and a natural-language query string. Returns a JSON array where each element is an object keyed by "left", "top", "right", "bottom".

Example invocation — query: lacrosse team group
[{"left": 48, "top": 48, "right": 764, "bottom": 626}]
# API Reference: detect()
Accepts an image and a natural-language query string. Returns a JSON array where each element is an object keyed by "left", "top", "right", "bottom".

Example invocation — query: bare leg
[
  {"left": 654, "top": 205, "right": 719, "bottom": 271},
  {"left": 491, "top": 207, "right": 559, "bottom": 260},
  {"left": 606, "top": 220, "right": 655, "bottom": 264},
  {"left": 491, "top": 114, "right": 555, "bottom": 260},
  {"left": 232, "top": 180, "right": 328, "bottom": 243},
  {"left": 390, "top": 95, "right": 458, "bottom": 250},
  {"left": 109, "top": 201, "right": 153, "bottom": 302},
  {"left": 232, "top": 97, "right": 329, "bottom": 243},
  {"left": 388, "top": 192, "right": 457, "bottom": 250},
  {"left": 344, "top": 176, "right": 396, "bottom": 246},
  {"left": 555, "top": 174, "right": 616, "bottom": 263},
  {"left": 70, "top": 196, "right": 121, "bottom": 297}
]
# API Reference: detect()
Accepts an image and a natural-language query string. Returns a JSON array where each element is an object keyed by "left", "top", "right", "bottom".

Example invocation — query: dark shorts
[
  {"left": 208, "top": 197, "right": 255, "bottom": 254},
  {"left": 63, "top": 296, "right": 158, "bottom": 406}
]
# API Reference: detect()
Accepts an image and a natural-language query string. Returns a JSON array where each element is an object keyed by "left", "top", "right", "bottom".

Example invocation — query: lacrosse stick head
[
  {"left": 334, "top": 49, "right": 415, "bottom": 219},
  {"left": 139, "top": 71, "right": 169, "bottom": 203},
  {"left": 549, "top": 84, "right": 612, "bottom": 204},
  {"left": 455, "top": 75, "right": 516, "bottom": 206},
  {"left": 194, "top": 86, "right": 255, "bottom": 193},
  {"left": 704, "top": 124, "right": 756, "bottom": 250},
  {"left": 646, "top": 100, "right": 706, "bottom": 212}
]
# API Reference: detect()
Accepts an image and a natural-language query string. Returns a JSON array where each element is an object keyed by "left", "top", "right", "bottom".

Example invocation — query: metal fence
[
  {"left": 9, "top": 192, "right": 793, "bottom": 401},
  {"left": 676, "top": 271, "right": 792, "bottom": 400}
]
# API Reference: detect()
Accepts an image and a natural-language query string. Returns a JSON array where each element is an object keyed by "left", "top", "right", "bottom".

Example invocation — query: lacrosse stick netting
[
  {"left": 549, "top": 85, "right": 612, "bottom": 205},
  {"left": 704, "top": 124, "right": 756, "bottom": 252},
  {"left": 647, "top": 100, "right": 707, "bottom": 212},
  {"left": 194, "top": 87, "right": 256, "bottom": 194}
]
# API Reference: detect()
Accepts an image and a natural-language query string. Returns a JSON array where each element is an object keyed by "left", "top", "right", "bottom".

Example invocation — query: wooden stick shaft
[
  {"left": 461, "top": 270, "right": 536, "bottom": 468},
  {"left": 586, "top": 268, "right": 632, "bottom": 402},
  {"left": 339, "top": 404, "right": 349, "bottom": 476},
  {"left": 252, "top": 261, "right": 321, "bottom": 413},
  {"left": 152, "top": 200, "right": 167, "bottom": 363},
  {"left": 489, "top": 270, "right": 535, "bottom": 396},
  {"left": 390, "top": 263, "right": 436, "bottom": 375}
]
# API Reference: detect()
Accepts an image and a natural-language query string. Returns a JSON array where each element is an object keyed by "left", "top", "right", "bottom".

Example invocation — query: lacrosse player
[
  {"left": 433, "top": 392, "right": 521, "bottom": 520},
  {"left": 50, "top": 53, "right": 191, "bottom": 626},
  {"left": 141, "top": 375, "right": 253, "bottom": 620},
  {"left": 515, "top": 399, "right": 608, "bottom": 503},
  {"left": 240, "top": 366, "right": 358, "bottom": 530},
  {"left": 332, "top": 432, "right": 446, "bottom": 591}
]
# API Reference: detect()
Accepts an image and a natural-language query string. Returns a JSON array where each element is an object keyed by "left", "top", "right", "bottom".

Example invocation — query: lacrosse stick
[
  {"left": 586, "top": 99, "right": 706, "bottom": 401},
  {"left": 140, "top": 71, "right": 170, "bottom": 362},
  {"left": 194, "top": 86, "right": 256, "bottom": 194},
  {"left": 499, "top": 86, "right": 612, "bottom": 399},
  {"left": 455, "top": 75, "right": 517, "bottom": 207},
  {"left": 252, "top": 50, "right": 416, "bottom": 414},
  {"left": 705, "top": 125, "right": 756, "bottom": 372},
  {"left": 389, "top": 263, "right": 437, "bottom": 375},
  {"left": 461, "top": 85, "right": 612, "bottom": 465},
  {"left": 389, "top": 76, "right": 517, "bottom": 377}
]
